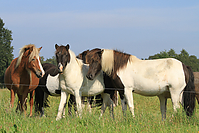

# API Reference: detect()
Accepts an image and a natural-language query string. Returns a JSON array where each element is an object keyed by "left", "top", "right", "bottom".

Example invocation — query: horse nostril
[
  {"left": 90, "top": 74, "right": 93, "bottom": 79},
  {"left": 86, "top": 74, "right": 93, "bottom": 80}
]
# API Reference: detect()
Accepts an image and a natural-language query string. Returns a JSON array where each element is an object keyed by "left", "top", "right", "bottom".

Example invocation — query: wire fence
[{"left": 0, "top": 83, "right": 198, "bottom": 94}]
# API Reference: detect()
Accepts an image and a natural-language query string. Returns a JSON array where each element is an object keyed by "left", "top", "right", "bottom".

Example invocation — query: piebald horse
[
  {"left": 4, "top": 44, "right": 45, "bottom": 116},
  {"left": 86, "top": 49, "right": 196, "bottom": 120},
  {"left": 34, "top": 49, "right": 119, "bottom": 117},
  {"left": 55, "top": 44, "right": 113, "bottom": 120}
]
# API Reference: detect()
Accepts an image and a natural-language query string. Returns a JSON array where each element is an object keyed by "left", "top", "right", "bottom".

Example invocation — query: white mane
[
  {"left": 15, "top": 44, "right": 40, "bottom": 69},
  {"left": 68, "top": 49, "right": 83, "bottom": 66},
  {"left": 101, "top": 49, "right": 114, "bottom": 76}
]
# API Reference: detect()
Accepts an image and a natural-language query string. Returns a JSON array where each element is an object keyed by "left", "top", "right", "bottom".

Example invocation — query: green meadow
[{"left": 0, "top": 89, "right": 198, "bottom": 133}]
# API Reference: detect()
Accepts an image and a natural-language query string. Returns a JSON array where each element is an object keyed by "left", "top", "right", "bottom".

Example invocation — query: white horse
[
  {"left": 55, "top": 44, "right": 114, "bottom": 121},
  {"left": 86, "top": 49, "right": 196, "bottom": 120}
]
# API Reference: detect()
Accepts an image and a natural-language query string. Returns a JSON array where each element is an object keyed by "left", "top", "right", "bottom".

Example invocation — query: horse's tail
[{"left": 183, "top": 65, "right": 195, "bottom": 117}]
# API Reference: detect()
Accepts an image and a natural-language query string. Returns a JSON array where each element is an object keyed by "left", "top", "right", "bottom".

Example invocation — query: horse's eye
[{"left": 32, "top": 58, "right": 35, "bottom": 61}]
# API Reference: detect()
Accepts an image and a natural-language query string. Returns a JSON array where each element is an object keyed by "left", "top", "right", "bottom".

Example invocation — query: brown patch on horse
[{"left": 112, "top": 50, "right": 130, "bottom": 78}]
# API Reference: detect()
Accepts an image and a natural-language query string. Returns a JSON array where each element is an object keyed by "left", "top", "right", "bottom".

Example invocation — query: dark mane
[{"left": 113, "top": 50, "right": 131, "bottom": 77}]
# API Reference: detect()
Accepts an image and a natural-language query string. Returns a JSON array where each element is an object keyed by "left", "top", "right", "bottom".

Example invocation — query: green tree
[
  {"left": 146, "top": 49, "right": 199, "bottom": 72},
  {"left": 0, "top": 18, "right": 13, "bottom": 85},
  {"left": 41, "top": 56, "right": 56, "bottom": 65}
]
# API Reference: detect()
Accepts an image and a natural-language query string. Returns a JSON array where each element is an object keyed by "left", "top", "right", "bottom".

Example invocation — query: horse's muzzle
[
  {"left": 86, "top": 73, "right": 94, "bottom": 80},
  {"left": 35, "top": 70, "right": 43, "bottom": 78},
  {"left": 58, "top": 63, "right": 63, "bottom": 73}
]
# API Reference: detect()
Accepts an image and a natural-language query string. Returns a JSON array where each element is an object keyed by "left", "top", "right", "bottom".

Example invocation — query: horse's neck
[
  {"left": 62, "top": 57, "right": 85, "bottom": 88},
  {"left": 63, "top": 56, "right": 83, "bottom": 77},
  {"left": 13, "top": 59, "right": 31, "bottom": 82},
  {"left": 14, "top": 59, "right": 27, "bottom": 75}
]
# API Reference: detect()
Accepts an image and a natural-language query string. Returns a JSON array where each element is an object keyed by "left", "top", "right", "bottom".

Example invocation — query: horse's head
[
  {"left": 76, "top": 50, "right": 89, "bottom": 63},
  {"left": 55, "top": 44, "right": 70, "bottom": 73},
  {"left": 86, "top": 49, "right": 103, "bottom": 80},
  {"left": 17, "top": 44, "right": 45, "bottom": 78},
  {"left": 77, "top": 48, "right": 101, "bottom": 64}
]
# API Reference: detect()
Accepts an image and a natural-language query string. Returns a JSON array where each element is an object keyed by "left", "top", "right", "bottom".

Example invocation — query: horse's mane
[
  {"left": 101, "top": 49, "right": 139, "bottom": 77},
  {"left": 15, "top": 44, "right": 40, "bottom": 69},
  {"left": 101, "top": 49, "right": 114, "bottom": 76},
  {"left": 69, "top": 49, "right": 84, "bottom": 67}
]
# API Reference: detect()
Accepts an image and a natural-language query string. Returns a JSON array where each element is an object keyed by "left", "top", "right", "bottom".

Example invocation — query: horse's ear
[
  {"left": 101, "top": 49, "right": 104, "bottom": 54},
  {"left": 24, "top": 48, "right": 29, "bottom": 52},
  {"left": 98, "top": 49, "right": 103, "bottom": 57},
  {"left": 55, "top": 44, "right": 59, "bottom": 49},
  {"left": 82, "top": 50, "right": 89, "bottom": 55},
  {"left": 38, "top": 47, "right": 42, "bottom": 51},
  {"left": 66, "top": 44, "right": 70, "bottom": 50},
  {"left": 24, "top": 47, "right": 33, "bottom": 57}
]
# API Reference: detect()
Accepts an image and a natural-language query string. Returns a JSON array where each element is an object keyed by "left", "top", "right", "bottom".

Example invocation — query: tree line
[
  {"left": 1, "top": 18, "right": 199, "bottom": 85},
  {"left": 145, "top": 49, "right": 199, "bottom": 72}
]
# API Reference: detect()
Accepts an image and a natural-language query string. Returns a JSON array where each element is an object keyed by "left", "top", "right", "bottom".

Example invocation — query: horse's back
[
  {"left": 119, "top": 57, "right": 186, "bottom": 96},
  {"left": 38, "top": 63, "right": 60, "bottom": 96}
]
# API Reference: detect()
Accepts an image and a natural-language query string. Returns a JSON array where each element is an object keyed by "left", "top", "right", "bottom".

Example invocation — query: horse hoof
[
  {"left": 56, "top": 117, "right": 61, "bottom": 121},
  {"left": 40, "top": 114, "right": 46, "bottom": 118}
]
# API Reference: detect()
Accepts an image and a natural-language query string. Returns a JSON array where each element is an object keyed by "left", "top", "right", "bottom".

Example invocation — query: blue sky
[{"left": 1, "top": 0, "right": 199, "bottom": 59}]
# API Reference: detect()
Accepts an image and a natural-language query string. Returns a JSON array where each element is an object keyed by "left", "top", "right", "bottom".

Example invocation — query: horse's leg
[
  {"left": 196, "top": 94, "right": 199, "bottom": 104},
  {"left": 56, "top": 91, "right": 68, "bottom": 121},
  {"left": 118, "top": 90, "right": 127, "bottom": 116},
  {"left": 41, "top": 92, "right": 49, "bottom": 117},
  {"left": 63, "top": 102, "right": 67, "bottom": 118},
  {"left": 169, "top": 87, "right": 181, "bottom": 112},
  {"left": 101, "top": 93, "right": 114, "bottom": 118},
  {"left": 17, "top": 94, "right": 23, "bottom": 114},
  {"left": 124, "top": 88, "right": 135, "bottom": 117},
  {"left": 68, "top": 94, "right": 74, "bottom": 116},
  {"left": 22, "top": 93, "right": 28, "bottom": 116},
  {"left": 87, "top": 97, "right": 92, "bottom": 113},
  {"left": 112, "top": 91, "right": 118, "bottom": 107},
  {"left": 158, "top": 95, "right": 167, "bottom": 120},
  {"left": 29, "top": 90, "right": 35, "bottom": 117},
  {"left": 121, "top": 97, "right": 127, "bottom": 116},
  {"left": 74, "top": 90, "right": 82, "bottom": 117},
  {"left": 10, "top": 89, "right": 15, "bottom": 108}
]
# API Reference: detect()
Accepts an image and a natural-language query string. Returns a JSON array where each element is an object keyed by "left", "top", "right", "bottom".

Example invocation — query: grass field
[{"left": 0, "top": 88, "right": 199, "bottom": 133}]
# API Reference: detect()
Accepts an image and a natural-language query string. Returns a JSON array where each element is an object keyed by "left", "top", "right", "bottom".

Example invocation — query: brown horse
[
  {"left": 4, "top": 44, "right": 45, "bottom": 116},
  {"left": 194, "top": 72, "right": 199, "bottom": 104}
]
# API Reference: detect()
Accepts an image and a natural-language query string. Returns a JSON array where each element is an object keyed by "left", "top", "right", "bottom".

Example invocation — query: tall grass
[{"left": 0, "top": 89, "right": 198, "bottom": 133}]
